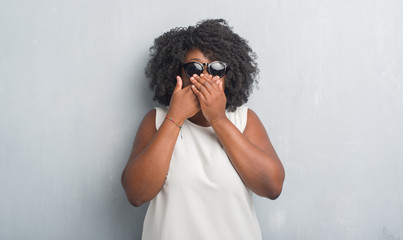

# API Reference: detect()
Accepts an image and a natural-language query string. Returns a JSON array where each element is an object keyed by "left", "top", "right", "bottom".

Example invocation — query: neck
[{"left": 188, "top": 111, "right": 211, "bottom": 127}]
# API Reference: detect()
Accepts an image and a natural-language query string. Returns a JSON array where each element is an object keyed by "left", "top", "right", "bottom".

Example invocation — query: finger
[
  {"left": 197, "top": 74, "right": 216, "bottom": 94},
  {"left": 191, "top": 84, "right": 206, "bottom": 102},
  {"left": 200, "top": 74, "right": 220, "bottom": 93},
  {"left": 199, "top": 73, "right": 213, "bottom": 83},
  {"left": 218, "top": 81, "right": 224, "bottom": 91},
  {"left": 211, "top": 75, "right": 221, "bottom": 91},
  {"left": 174, "top": 76, "right": 183, "bottom": 92},
  {"left": 212, "top": 75, "right": 220, "bottom": 82},
  {"left": 190, "top": 75, "right": 211, "bottom": 96},
  {"left": 210, "top": 76, "right": 221, "bottom": 91},
  {"left": 196, "top": 73, "right": 208, "bottom": 85},
  {"left": 209, "top": 75, "right": 224, "bottom": 92}
]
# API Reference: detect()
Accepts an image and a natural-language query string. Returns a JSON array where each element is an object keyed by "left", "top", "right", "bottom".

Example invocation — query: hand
[
  {"left": 167, "top": 76, "right": 200, "bottom": 123},
  {"left": 190, "top": 73, "right": 227, "bottom": 124}
]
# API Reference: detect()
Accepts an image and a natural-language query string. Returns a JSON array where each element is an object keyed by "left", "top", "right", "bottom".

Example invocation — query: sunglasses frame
[{"left": 182, "top": 61, "right": 227, "bottom": 78}]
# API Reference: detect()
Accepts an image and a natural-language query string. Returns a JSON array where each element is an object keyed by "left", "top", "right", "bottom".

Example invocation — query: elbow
[
  {"left": 123, "top": 188, "right": 148, "bottom": 207},
  {"left": 263, "top": 175, "right": 285, "bottom": 200},
  {"left": 266, "top": 187, "right": 283, "bottom": 200},
  {"left": 122, "top": 178, "right": 147, "bottom": 207},
  {"left": 256, "top": 184, "right": 283, "bottom": 200},
  {"left": 124, "top": 186, "right": 148, "bottom": 207},
  {"left": 128, "top": 197, "right": 146, "bottom": 207},
  {"left": 267, "top": 168, "right": 285, "bottom": 200}
]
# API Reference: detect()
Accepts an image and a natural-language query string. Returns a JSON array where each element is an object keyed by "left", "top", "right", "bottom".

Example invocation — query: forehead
[{"left": 185, "top": 48, "right": 211, "bottom": 63}]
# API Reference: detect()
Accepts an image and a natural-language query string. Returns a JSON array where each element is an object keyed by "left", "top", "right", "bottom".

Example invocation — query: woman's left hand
[{"left": 190, "top": 73, "right": 227, "bottom": 124}]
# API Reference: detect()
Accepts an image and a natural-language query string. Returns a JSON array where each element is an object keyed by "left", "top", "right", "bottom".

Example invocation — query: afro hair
[{"left": 145, "top": 19, "right": 259, "bottom": 111}]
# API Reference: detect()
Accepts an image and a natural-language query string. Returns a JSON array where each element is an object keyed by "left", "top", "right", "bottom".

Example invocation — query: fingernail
[{"left": 200, "top": 74, "right": 204, "bottom": 77}]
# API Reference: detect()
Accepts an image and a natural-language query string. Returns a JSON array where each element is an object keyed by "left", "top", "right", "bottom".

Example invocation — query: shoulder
[
  {"left": 245, "top": 108, "right": 266, "bottom": 132},
  {"left": 140, "top": 107, "right": 171, "bottom": 131},
  {"left": 137, "top": 109, "right": 157, "bottom": 136},
  {"left": 226, "top": 106, "right": 249, "bottom": 132},
  {"left": 142, "top": 108, "right": 156, "bottom": 125},
  {"left": 139, "top": 107, "right": 169, "bottom": 127},
  {"left": 228, "top": 106, "right": 261, "bottom": 127},
  {"left": 246, "top": 108, "right": 260, "bottom": 124},
  {"left": 226, "top": 106, "right": 263, "bottom": 133},
  {"left": 129, "top": 109, "right": 157, "bottom": 158},
  {"left": 145, "top": 108, "right": 156, "bottom": 118},
  {"left": 244, "top": 108, "right": 274, "bottom": 154},
  {"left": 244, "top": 108, "right": 267, "bottom": 137}
]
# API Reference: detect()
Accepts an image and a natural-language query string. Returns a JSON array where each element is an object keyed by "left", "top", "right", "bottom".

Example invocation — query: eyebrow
[{"left": 189, "top": 58, "right": 201, "bottom": 61}]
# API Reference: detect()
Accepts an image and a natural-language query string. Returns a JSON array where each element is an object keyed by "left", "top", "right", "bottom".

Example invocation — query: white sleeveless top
[{"left": 141, "top": 106, "right": 262, "bottom": 240}]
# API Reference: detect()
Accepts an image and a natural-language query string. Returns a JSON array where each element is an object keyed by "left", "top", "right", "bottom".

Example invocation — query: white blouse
[{"left": 141, "top": 106, "right": 262, "bottom": 240}]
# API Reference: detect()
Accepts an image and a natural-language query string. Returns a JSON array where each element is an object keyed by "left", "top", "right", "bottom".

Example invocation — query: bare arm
[
  {"left": 121, "top": 77, "right": 199, "bottom": 207},
  {"left": 121, "top": 109, "right": 179, "bottom": 207},
  {"left": 211, "top": 109, "right": 285, "bottom": 199},
  {"left": 191, "top": 74, "right": 285, "bottom": 199}
]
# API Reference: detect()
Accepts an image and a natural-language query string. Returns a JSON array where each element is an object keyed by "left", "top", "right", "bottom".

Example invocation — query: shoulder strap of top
[
  {"left": 155, "top": 107, "right": 168, "bottom": 130},
  {"left": 226, "top": 106, "right": 248, "bottom": 133}
]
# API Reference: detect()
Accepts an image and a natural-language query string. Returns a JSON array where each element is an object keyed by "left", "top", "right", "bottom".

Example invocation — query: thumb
[{"left": 174, "top": 76, "right": 183, "bottom": 92}]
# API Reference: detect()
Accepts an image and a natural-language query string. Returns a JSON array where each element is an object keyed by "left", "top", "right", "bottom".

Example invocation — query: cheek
[{"left": 183, "top": 78, "right": 191, "bottom": 87}]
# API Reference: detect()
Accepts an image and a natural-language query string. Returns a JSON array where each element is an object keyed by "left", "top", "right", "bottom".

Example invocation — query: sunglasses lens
[
  {"left": 209, "top": 62, "right": 226, "bottom": 77},
  {"left": 185, "top": 62, "right": 203, "bottom": 77}
]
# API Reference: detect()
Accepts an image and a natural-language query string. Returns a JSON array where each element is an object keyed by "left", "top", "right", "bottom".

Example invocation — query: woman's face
[{"left": 181, "top": 48, "right": 226, "bottom": 88}]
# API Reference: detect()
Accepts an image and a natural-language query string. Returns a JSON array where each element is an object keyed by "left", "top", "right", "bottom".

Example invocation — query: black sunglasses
[{"left": 182, "top": 61, "right": 227, "bottom": 78}]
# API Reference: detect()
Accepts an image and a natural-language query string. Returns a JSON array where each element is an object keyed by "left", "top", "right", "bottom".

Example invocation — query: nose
[
  {"left": 202, "top": 67, "right": 208, "bottom": 75},
  {"left": 202, "top": 64, "right": 209, "bottom": 75}
]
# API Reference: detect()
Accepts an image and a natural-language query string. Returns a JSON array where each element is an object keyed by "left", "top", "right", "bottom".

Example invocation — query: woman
[{"left": 121, "top": 19, "right": 285, "bottom": 240}]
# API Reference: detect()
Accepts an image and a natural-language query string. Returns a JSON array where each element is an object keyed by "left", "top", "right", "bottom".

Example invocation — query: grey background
[{"left": 1, "top": 0, "right": 402, "bottom": 239}]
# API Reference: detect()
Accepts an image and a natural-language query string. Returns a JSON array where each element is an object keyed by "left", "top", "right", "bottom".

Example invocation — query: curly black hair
[{"left": 145, "top": 19, "right": 259, "bottom": 111}]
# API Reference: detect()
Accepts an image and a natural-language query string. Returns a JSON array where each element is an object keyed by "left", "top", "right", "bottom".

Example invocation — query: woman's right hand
[
  {"left": 122, "top": 75, "right": 198, "bottom": 207},
  {"left": 167, "top": 76, "right": 200, "bottom": 123}
]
